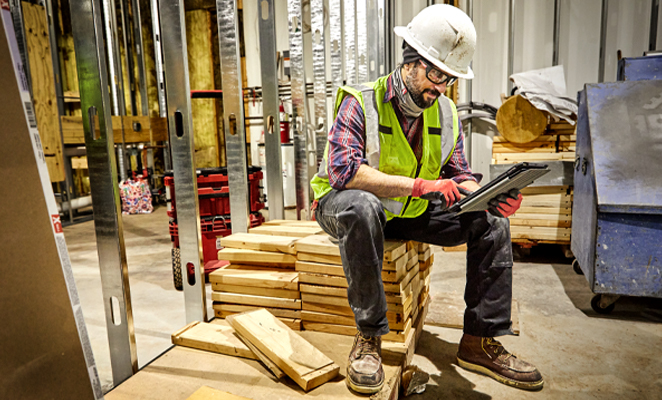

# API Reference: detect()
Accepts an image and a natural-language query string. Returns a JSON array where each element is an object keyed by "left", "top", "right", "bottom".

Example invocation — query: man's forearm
[{"left": 345, "top": 164, "right": 415, "bottom": 198}]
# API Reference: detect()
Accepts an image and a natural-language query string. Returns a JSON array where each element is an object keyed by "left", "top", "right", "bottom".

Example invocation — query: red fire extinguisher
[{"left": 279, "top": 104, "right": 290, "bottom": 144}]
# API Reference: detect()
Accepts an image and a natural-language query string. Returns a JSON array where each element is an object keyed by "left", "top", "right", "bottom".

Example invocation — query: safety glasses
[{"left": 419, "top": 59, "right": 458, "bottom": 86}]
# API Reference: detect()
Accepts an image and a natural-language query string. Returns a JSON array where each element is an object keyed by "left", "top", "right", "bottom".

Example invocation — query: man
[{"left": 310, "top": 4, "right": 544, "bottom": 394}]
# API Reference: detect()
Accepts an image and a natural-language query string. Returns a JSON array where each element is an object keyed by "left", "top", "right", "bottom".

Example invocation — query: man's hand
[
  {"left": 412, "top": 178, "right": 461, "bottom": 206},
  {"left": 487, "top": 189, "right": 523, "bottom": 218}
]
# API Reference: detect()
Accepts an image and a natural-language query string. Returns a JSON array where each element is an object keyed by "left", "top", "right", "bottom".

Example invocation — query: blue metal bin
[{"left": 572, "top": 80, "right": 662, "bottom": 313}]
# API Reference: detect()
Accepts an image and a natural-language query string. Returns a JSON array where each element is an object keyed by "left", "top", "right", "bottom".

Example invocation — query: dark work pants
[{"left": 315, "top": 189, "right": 514, "bottom": 338}]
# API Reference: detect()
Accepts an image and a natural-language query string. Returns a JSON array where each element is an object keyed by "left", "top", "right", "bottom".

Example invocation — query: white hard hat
[{"left": 394, "top": 4, "right": 476, "bottom": 79}]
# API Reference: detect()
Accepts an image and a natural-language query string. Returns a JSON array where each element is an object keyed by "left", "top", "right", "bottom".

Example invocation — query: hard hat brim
[{"left": 394, "top": 26, "right": 474, "bottom": 80}]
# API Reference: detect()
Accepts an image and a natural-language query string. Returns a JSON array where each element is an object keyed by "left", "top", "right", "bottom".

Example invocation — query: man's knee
[{"left": 338, "top": 191, "right": 387, "bottom": 229}]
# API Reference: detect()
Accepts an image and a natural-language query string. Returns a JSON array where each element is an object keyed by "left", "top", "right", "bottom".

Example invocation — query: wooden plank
[
  {"left": 262, "top": 219, "right": 322, "bottom": 228},
  {"left": 495, "top": 153, "right": 564, "bottom": 162},
  {"left": 212, "top": 303, "right": 301, "bottom": 319},
  {"left": 382, "top": 252, "right": 408, "bottom": 271},
  {"left": 220, "top": 233, "right": 300, "bottom": 254},
  {"left": 249, "top": 225, "right": 324, "bottom": 237},
  {"left": 417, "top": 242, "right": 430, "bottom": 252},
  {"left": 61, "top": 116, "right": 167, "bottom": 144},
  {"left": 212, "top": 292, "right": 302, "bottom": 310},
  {"left": 209, "top": 268, "right": 299, "bottom": 290},
  {"left": 492, "top": 143, "right": 556, "bottom": 153},
  {"left": 393, "top": 262, "right": 419, "bottom": 294},
  {"left": 405, "top": 252, "right": 418, "bottom": 271},
  {"left": 297, "top": 252, "right": 342, "bottom": 265},
  {"left": 217, "top": 248, "right": 297, "bottom": 266},
  {"left": 299, "top": 284, "right": 347, "bottom": 298},
  {"left": 228, "top": 309, "right": 339, "bottom": 391},
  {"left": 549, "top": 122, "right": 575, "bottom": 130},
  {"left": 384, "top": 241, "right": 407, "bottom": 261},
  {"left": 302, "top": 310, "right": 407, "bottom": 331},
  {"left": 23, "top": 2, "right": 64, "bottom": 182},
  {"left": 186, "top": 386, "right": 253, "bottom": 400},
  {"left": 301, "top": 310, "right": 355, "bottom": 326},
  {"left": 222, "top": 314, "right": 301, "bottom": 331},
  {"left": 301, "top": 302, "right": 407, "bottom": 327},
  {"left": 510, "top": 218, "right": 571, "bottom": 228},
  {"left": 298, "top": 272, "right": 348, "bottom": 288},
  {"left": 298, "top": 284, "right": 407, "bottom": 305},
  {"left": 294, "top": 234, "right": 340, "bottom": 256},
  {"left": 517, "top": 206, "right": 572, "bottom": 215},
  {"left": 302, "top": 318, "right": 411, "bottom": 343},
  {"left": 510, "top": 226, "right": 572, "bottom": 241},
  {"left": 301, "top": 293, "right": 407, "bottom": 315},
  {"left": 510, "top": 212, "right": 572, "bottom": 221},
  {"left": 492, "top": 135, "right": 558, "bottom": 143},
  {"left": 231, "top": 328, "right": 287, "bottom": 378},
  {"left": 295, "top": 260, "right": 344, "bottom": 277},
  {"left": 211, "top": 283, "right": 300, "bottom": 299},
  {"left": 171, "top": 320, "right": 257, "bottom": 360},
  {"left": 520, "top": 186, "right": 570, "bottom": 195},
  {"left": 419, "top": 254, "right": 435, "bottom": 272},
  {"left": 418, "top": 248, "right": 431, "bottom": 262},
  {"left": 405, "top": 247, "right": 418, "bottom": 261}
]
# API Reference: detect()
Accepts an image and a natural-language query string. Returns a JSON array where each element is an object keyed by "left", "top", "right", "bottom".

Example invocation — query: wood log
[{"left": 496, "top": 95, "right": 548, "bottom": 143}]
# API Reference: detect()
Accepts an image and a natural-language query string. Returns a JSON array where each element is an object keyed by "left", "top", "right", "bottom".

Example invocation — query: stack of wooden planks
[
  {"left": 492, "top": 118, "right": 575, "bottom": 245},
  {"left": 295, "top": 235, "right": 432, "bottom": 343},
  {"left": 212, "top": 233, "right": 303, "bottom": 330},
  {"left": 491, "top": 119, "right": 576, "bottom": 165},
  {"left": 510, "top": 186, "right": 572, "bottom": 244}
]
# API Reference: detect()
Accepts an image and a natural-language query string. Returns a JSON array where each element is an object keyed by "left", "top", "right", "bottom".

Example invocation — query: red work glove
[
  {"left": 412, "top": 178, "right": 461, "bottom": 206},
  {"left": 487, "top": 189, "right": 523, "bottom": 218}
]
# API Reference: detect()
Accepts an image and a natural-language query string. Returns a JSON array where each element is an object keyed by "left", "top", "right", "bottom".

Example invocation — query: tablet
[{"left": 448, "top": 162, "right": 550, "bottom": 215}]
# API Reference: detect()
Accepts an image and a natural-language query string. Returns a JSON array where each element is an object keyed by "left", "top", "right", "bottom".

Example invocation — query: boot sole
[
  {"left": 457, "top": 357, "right": 544, "bottom": 391},
  {"left": 346, "top": 376, "right": 385, "bottom": 394}
]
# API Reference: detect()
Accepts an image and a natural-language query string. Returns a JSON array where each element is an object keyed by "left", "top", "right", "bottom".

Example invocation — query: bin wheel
[
  {"left": 172, "top": 248, "right": 183, "bottom": 291},
  {"left": 572, "top": 259, "right": 583, "bottom": 275},
  {"left": 591, "top": 294, "right": 616, "bottom": 314}
]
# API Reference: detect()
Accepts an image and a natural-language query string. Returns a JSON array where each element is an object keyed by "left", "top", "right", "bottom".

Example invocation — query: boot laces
[
  {"left": 486, "top": 337, "right": 513, "bottom": 361},
  {"left": 356, "top": 334, "right": 380, "bottom": 358}
]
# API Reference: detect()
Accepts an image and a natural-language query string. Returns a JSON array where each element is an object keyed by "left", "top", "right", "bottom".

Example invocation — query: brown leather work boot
[
  {"left": 346, "top": 332, "right": 385, "bottom": 394},
  {"left": 457, "top": 334, "right": 544, "bottom": 391}
]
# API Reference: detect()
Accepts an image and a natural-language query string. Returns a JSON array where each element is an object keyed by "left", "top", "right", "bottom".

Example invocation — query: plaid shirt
[{"left": 326, "top": 73, "right": 482, "bottom": 190}]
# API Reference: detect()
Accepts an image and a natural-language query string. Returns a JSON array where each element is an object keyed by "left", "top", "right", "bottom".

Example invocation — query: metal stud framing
[
  {"left": 311, "top": 0, "right": 328, "bottom": 166},
  {"left": 131, "top": 0, "right": 149, "bottom": 116},
  {"left": 356, "top": 0, "right": 368, "bottom": 82},
  {"left": 377, "top": 0, "right": 386, "bottom": 76},
  {"left": 102, "top": 0, "right": 129, "bottom": 181},
  {"left": 217, "top": 0, "right": 250, "bottom": 233},
  {"left": 329, "top": 0, "right": 343, "bottom": 95},
  {"left": 344, "top": 0, "right": 357, "bottom": 83},
  {"left": 366, "top": 0, "right": 379, "bottom": 80},
  {"left": 158, "top": 0, "right": 207, "bottom": 323},
  {"left": 288, "top": 0, "right": 311, "bottom": 219},
  {"left": 258, "top": 0, "right": 285, "bottom": 220},
  {"left": 69, "top": 0, "right": 137, "bottom": 384}
]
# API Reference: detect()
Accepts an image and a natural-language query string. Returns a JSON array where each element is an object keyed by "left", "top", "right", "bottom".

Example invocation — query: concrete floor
[{"left": 64, "top": 205, "right": 662, "bottom": 399}]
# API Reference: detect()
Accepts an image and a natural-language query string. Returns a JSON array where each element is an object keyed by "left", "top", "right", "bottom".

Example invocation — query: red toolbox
[
  {"left": 164, "top": 167, "right": 264, "bottom": 219},
  {"left": 169, "top": 213, "right": 264, "bottom": 284}
]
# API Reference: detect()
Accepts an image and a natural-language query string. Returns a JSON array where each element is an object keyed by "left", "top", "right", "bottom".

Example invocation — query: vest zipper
[{"left": 400, "top": 163, "right": 423, "bottom": 216}]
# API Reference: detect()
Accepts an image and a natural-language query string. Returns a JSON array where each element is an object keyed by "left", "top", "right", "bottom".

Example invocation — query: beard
[{"left": 405, "top": 66, "right": 440, "bottom": 109}]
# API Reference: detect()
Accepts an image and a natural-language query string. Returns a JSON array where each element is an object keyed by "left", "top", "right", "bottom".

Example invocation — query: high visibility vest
[{"left": 310, "top": 74, "right": 460, "bottom": 220}]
